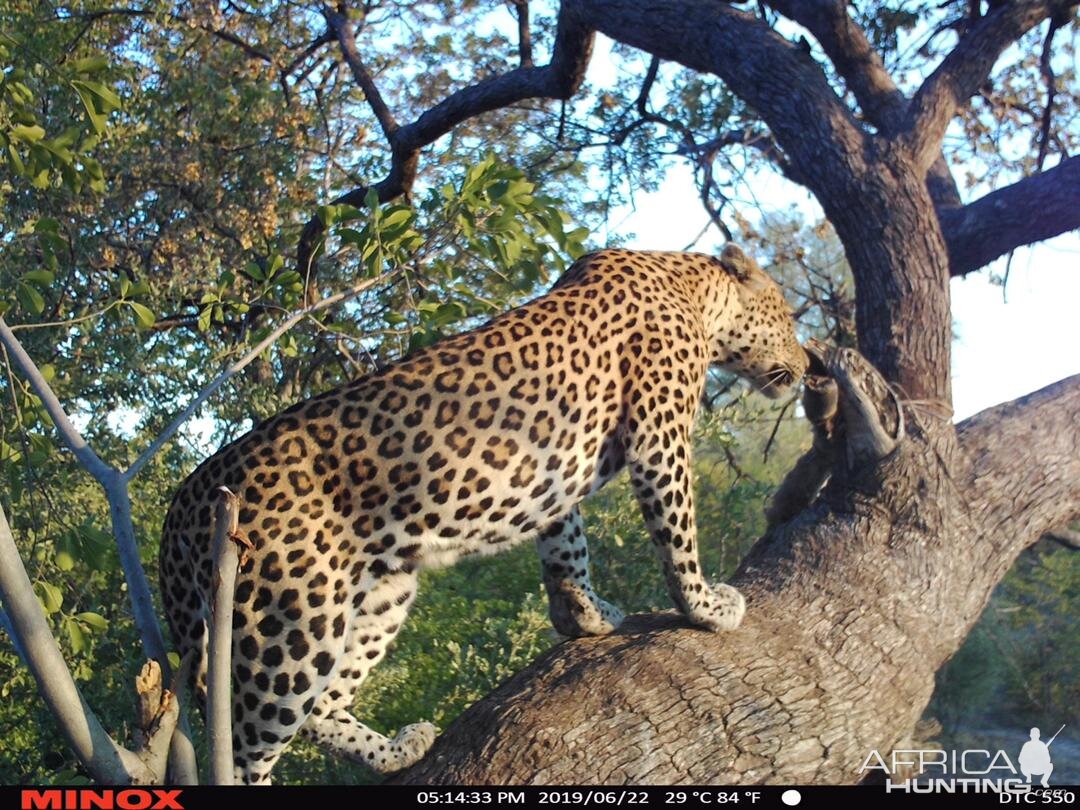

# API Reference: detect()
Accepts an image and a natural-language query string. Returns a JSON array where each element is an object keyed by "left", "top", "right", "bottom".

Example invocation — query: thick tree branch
[
  {"left": 394, "top": 373, "right": 1080, "bottom": 785},
  {"left": 940, "top": 155, "right": 1080, "bottom": 276},
  {"left": 957, "top": 373, "right": 1080, "bottom": 565},
  {"left": 765, "top": 0, "right": 961, "bottom": 206},
  {"left": 903, "top": 0, "right": 1075, "bottom": 172},
  {"left": 767, "top": 0, "right": 905, "bottom": 132}
]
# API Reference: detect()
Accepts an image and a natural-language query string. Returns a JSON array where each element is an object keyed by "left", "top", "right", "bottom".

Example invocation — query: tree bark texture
[{"left": 397, "top": 373, "right": 1080, "bottom": 784}]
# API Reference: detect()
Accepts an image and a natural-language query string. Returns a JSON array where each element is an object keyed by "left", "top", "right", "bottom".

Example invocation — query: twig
[
  {"left": 1036, "top": 16, "right": 1062, "bottom": 172},
  {"left": 511, "top": 0, "right": 533, "bottom": 67}
]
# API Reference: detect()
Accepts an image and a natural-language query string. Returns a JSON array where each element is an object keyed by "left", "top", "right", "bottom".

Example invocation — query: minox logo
[
  {"left": 858, "top": 724, "right": 1066, "bottom": 794},
  {"left": 20, "top": 791, "right": 183, "bottom": 810}
]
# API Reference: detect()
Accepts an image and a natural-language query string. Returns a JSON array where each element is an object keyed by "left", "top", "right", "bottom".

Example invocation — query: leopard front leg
[
  {"left": 536, "top": 507, "right": 624, "bottom": 636},
  {"left": 628, "top": 431, "right": 745, "bottom": 632}
]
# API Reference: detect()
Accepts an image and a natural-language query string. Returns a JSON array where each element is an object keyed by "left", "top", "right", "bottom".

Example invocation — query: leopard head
[{"left": 711, "top": 243, "right": 809, "bottom": 400}]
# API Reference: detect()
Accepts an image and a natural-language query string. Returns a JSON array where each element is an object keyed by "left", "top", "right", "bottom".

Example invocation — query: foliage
[{"left": 932, "top": 540, "right": 1080, "bottom": 735}]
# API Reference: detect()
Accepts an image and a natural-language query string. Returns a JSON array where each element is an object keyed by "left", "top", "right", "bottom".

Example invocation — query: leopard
[{"left": 159, "top": 243, "right": 809, "bottom": 784}]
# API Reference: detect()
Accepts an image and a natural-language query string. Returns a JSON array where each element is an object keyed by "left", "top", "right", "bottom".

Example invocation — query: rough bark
[{"left": 397, "top": 373, "right": 1080, "bottom": 785}]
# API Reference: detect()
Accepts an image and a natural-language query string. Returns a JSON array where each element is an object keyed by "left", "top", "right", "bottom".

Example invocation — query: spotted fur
[{"left": 159, "top": 244, "right": 808, "bottom": 783}]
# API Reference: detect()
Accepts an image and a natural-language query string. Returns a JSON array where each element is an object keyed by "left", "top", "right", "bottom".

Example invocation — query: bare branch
[
  {"left": 208, "top": 488, "right": 242, "bottom": 785},
  {"left": 323, "top": 5, "right": 399, "bottom": 142},
  {"left": 902, "top": 0, "right": 1074, "bottom": 172},
  {"left": 511, "top": 0, "right": 534, "bottom": 67},
  {"left": 125, "top": 270, "right": 400, "bottom": 481},
  {"left": 1036, "top": 16, "right": 1063, "bottom": 172},
  {"left": 940, "top": 155, "right": 1080, "bottom": 277},
  {"left": 0, "top": 318, "right": 114, "bottom": 483},
  {"left": 678, "top": 127, "right": 810, "bottom": 187}
]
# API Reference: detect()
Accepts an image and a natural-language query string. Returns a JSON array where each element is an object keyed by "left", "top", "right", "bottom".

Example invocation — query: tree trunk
[{"left": 396, "top": 373, "right": 1080, "bottom": 784}]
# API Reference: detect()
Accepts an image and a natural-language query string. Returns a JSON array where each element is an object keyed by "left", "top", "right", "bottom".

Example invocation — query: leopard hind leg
[{"left": 298, "top": 566, "right": 437, "bottom": 774}]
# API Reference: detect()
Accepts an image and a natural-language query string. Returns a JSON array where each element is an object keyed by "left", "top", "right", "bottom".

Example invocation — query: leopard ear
[{"left": 719, "top": 243, "right": 757, "bottom": 281}]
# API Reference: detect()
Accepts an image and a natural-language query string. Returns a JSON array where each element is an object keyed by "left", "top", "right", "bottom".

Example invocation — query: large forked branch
[
  {"left": 903, "top": 0, "right": 1076, "bottom": 171},
  {"left": 296, "top": 4, "right": 594, "bottom": 274},
  {"left": 940, "top": 154, "right": 1080, "bottom": 277},
  {"left": 569, "top": 0, "right": 864, "bottom": 194},
  {"left": 764, "top": 0, "right": 961, "bottom": 207},
  {"left": 0, "top": 504, "right": 182, "bottom": 783}
]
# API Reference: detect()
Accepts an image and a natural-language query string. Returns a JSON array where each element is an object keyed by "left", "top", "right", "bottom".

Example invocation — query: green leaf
[
  {"left": 71, "top": 56, "right": 109, "bottom": 74},
  {"left": 75, "top": 612, "right": 108, "bottom": 631},
  {"left": 22, "top": 269, "right": 54, "bottom": 286},
  {"left": 66, "top": 619, "right": 86, "bottom": 654},
  {"left": 55, "top": 550, "right": 76, "bottom": 572},
  {"left": 71, "top": 80, "right": 121, "bottom": 112},
  {"left": 245, "top": 260, "right": 265, "bottom": 281},
  {"left": 337, "top": 227, "right": 367, "bottom": 247},
  {"left": 72, "top": 85, "right": 108, "bottom": 135},
  {"left": 10, "top": 124, "right": 45, "bottom": 144},
  {"left": 16, "top": 282, "right": 44, "bottom": 315},
  {"left": 317, "top": 205, "right": 339, "bottom": 227},
  {"left": 267, "top": 254, "right": 284, "bottom": 278},
  {"left": 35, "top": 581, "right": 63, "bottom": 615},
  {"left": 364, "top": 187, "right": 380, "bottom": 212},
  {"left": 167, "top": 651, "right": 181, "bottom": 671},
  {"left": 197, "top": 306, "right": 212, "bottom": 332},
  {"left": 128, "top": 301, "right": 155, "bottom": 329},
  {"left": 7, "top": 142, "right": 25, "bottom": 174},
  {"left": 380, "top": 207, "right": 413, "bottom": 229}
]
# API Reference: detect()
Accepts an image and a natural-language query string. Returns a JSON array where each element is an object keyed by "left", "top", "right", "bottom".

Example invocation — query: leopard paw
[
  {"left": 548, "top": 580, "right": 625, "bottom": 637},
  {"left": 686, "top": 583, "right": 745, "bottom": 632}
]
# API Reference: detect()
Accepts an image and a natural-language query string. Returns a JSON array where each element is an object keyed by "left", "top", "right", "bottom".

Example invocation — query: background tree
[{"left": 1, "top": 0, "right": 1078, "bottom": 784}]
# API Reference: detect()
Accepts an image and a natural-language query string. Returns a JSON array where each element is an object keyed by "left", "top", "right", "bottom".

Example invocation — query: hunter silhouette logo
[{"left": 1018, "top": 725, "right": 1064, "bottom": 788}]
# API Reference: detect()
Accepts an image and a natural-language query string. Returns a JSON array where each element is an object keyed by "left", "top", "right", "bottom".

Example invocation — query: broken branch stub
[
  {"left": 207, "top": 487, "right": 242, "bottom": 785},
  {"left": 767, "top": 341, "right": 904, "bottom": 527}
]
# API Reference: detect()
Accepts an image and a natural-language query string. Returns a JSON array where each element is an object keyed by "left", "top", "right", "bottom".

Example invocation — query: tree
[
  {"left": 1, "top": 0, "right": 1078, "bottom": 785},
  {"left": 304, "top": 0, "right": 1076, "bottom": 784}
]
